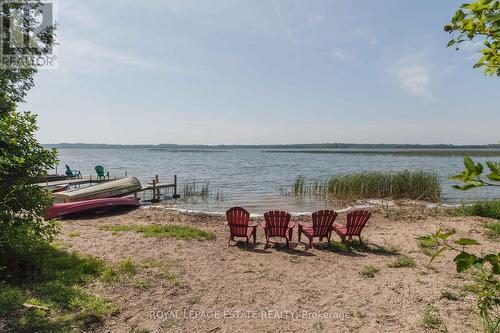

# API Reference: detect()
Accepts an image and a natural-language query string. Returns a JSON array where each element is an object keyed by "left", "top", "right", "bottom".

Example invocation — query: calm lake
[{"left": 52, "top": 148, "right": 500, "bottom": 213}]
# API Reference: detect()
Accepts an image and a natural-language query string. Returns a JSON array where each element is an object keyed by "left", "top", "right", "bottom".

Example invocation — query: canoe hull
[
  {"left": 44, "top": 197, "right": 140, "bottom": 220},
  {"left": 53, "top": 177, "right": 141, "bottom": 203}
]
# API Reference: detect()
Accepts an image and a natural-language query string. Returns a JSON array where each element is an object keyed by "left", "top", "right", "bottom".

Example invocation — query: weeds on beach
[
  {"left": 360, "top": 266, "right": 379, "bottom": 278},
  {"left": 290, "top": 170, "right": 441, "bottom": 202},
  {"left": 452, "top": 200, "right": 500, "bottom": 220},
  {"left": 99, "top": 224, "right": 215, "bottom": 241},
  {"left": 441, "top": 290, "right": 459, "bottom": 301},
  {"left": 388, "top": 255, "right": 417, "bottom": 268},
  {"left": 484, "top": 222, "right": 500, "bottom": 240},
  {"left": 421, "top": 306, "right": 444, "bottom": 330},
  {"left": 0, "top": 246, "right": 117, "bottom": 332}
]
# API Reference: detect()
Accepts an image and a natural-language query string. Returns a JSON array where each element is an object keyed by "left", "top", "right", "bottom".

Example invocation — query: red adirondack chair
[
  {"left": 332, "top": 210, "right": 371, "bottom": 243},
  {"left": 261, "top": 211, "right": 295, "bottom": 248},
  {"left": 226, "top": 207, "right": 257, "bottom": 246},
  {"left": 298, "top": 210, "right": 338, "bottom": 248}
]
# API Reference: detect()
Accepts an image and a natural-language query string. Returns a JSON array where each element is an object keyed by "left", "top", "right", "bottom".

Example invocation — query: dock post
[
  {"left": 173, "top": 175, "right": 180, "bottom": 199},
  {"left": 155, "top": 175, "right": 160, "bottom": 198},
  {"left": 151, "top": 178, "right": 159, "bottom": 203}
]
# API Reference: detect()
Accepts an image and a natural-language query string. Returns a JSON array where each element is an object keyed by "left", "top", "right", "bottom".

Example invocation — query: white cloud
[
  {"left": 368, "top": 36, "right": 377, "bottom": 46},
  {"left": 391, "top": 58, "right": 435, "bottom": 101},
  {"left": 332, "top": 48, "right": 346, "bottom": 60}
]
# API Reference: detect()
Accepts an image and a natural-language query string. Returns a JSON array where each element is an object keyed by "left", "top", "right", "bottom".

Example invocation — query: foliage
[
  {"left": 450, "top": 157, "right": 500, "bottom": 190},
  {"left": 421, "top": 306, "right": 445, "bottom": 330},
  {"left": 0, "top": 0, "right": 59, "bottom": 281},
  {"left": 0, "top": 245, "right": 117, "bottom": 332},
  {"left": 417, "top": 230, "right": 499, "bottom": 332},
  {"left": 453, "top": 200, "right": 500, "bottom": 220},
  {"left": 445, "top": 0, "right": 500, "bottom": 76},
  {"left": 291, "top": 170, "right": 441, "bottom": 202},
  {"left": 388, "top": 255, "right": 417, "bottom": 268},
  {"left": 359, "top": 265, "right": 379, "bottom": 278}
]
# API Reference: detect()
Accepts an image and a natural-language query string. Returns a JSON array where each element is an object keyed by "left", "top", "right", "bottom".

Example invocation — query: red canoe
[{"left": 45, "top": 197, "right": 140, "bottom": 220}]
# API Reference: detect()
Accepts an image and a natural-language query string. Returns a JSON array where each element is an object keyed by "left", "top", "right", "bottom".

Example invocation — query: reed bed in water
[
  {"left": 290, "top": 170, "right": 441, "bottom": 202},
  {"left": 182, "top": 179, "right": 226, "bottom": 201}
]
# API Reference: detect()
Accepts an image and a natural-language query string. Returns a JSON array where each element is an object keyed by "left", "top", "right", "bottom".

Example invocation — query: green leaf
[
  {"left": 447, "top": 40, "right": 457, "bottom": 47},
  {"left": 454, "top": 252, "right": 476, "bottom": 272},
  {"left": 430, "top": 246, "right": 447, "bottom": 263},
  {"left": 454, "top": 238, "right": 480, "bottom": 246},
  {"left": 483, "top": 254, "right": 500, "bottom": 274},
  {"left": 437, "top": 229, "right": 456, "bottom": 240}
]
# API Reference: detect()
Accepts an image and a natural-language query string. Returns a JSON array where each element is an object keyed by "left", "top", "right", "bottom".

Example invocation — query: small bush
[
  {"left": 360, "top": 265, "right": 379, "bottom": 278},
  {"left": 388, "top": 255, "right": 416, "bottom": 268}
]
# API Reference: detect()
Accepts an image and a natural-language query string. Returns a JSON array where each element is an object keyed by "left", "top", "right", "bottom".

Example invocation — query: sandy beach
[{"left": 53, "top": 203, "right": 497, "bottom": 333}]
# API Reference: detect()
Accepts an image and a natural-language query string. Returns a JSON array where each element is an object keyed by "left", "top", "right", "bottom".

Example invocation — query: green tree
[
  {"left": 450, "top": 156, "right": 500, "bottom": 190},
  {"left": 445, "top": 0, "right": 500, "bottom": 76},
  {"left": 0, "top": 0, "right": 59, "bottom": 280}
]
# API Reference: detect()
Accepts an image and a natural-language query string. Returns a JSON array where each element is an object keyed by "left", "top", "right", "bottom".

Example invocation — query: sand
[{"left": 55, "top": 204, "right": 498, "bottom": 333}]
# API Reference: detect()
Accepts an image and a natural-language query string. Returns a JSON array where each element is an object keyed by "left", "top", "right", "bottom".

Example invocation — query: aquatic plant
[{"left": 290, "top": 170, "right": 441, "bottom": 202}]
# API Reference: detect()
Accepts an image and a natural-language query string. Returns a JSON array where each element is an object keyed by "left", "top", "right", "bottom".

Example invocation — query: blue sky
[{"left": 27, "top": 0, "right": 499, "bottom": 145}]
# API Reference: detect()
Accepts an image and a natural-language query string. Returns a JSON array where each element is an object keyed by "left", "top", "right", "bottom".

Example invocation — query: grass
[
  {"left": 99, "top": 224, "right": 216, "bottom": 241},
  {"left": 388, "top": 255, "right": 417, "bottom": 268},
  {"left": 330, "top": 240, "right": 399, "bottom": 255},
  {"left": 484, "top": 222, "right": 500, "bottom": 240},
  {"left": 0, "top": 246, "right": 117, "bottom": 332},
  {"left": 101, "top": 258, "right": 138, "bottom": 283},
  {"left": 360, "top": 265, "right": 379, "bottom": 278},
  {"left": 290, "top": 170, "right": 441, "bottom": 202},
  {"left": 452, "top": 200, "right": 500, "bottom": 220},
  {"left": 441, "top": 290, "right": 459, "bottom": 301},
  {"left": 421, "top": 306, "right": 444, "bottom": 330}
]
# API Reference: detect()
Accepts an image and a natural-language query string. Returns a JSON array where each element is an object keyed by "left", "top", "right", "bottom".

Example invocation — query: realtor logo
[{"left": 0, "top": 0, "right": 57, "bottom": 69}]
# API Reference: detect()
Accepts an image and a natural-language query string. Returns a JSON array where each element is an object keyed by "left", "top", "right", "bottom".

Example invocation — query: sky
[{"left": 25, "top": 0, "right": 500, "bottom": 145}]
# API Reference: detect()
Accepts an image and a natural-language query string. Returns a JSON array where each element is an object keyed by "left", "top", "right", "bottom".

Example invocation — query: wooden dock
[{"left": 37, "top": 174, "right": 180, "bottom": 201}]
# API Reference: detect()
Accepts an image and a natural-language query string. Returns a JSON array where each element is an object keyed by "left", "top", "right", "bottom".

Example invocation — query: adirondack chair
[
  {"left": 226, "top": 207, "right": 258, "bottom": 246},
  {"left": 65, "top": 165, "right": 82, "bottom": 178},
  {"left": 298, "top": 210, "right": 338, "bottom": 248},
  {"left": 332, "top": 210, "right": 371, "bottom": 243},
  {"left": 261, "top": 210, "right": 295, "bottom": 248},
  {"left": 95, "top": 165, "right": 110, "bottom": 180}
]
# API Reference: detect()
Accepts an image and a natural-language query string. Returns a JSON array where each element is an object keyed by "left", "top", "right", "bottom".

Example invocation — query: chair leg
[
  {"left": 252, "top": 229, "right": 256, "bottom": 244},
  {"left": 298, "top": 227, "right": 302, "bottom": 242},
  {"left": 309, "top": 238, "right": 313, "bottom": 249},
  {"left": 359, "top": 235, "right": 363, "bottom": 244},
  {"left": 286, "top": 237, "right": 289, "bottom": 248}
]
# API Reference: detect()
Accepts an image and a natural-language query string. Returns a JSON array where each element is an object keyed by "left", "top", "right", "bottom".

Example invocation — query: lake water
[{"left": 52, "top": 148, "right": 500, "bottom": 213}]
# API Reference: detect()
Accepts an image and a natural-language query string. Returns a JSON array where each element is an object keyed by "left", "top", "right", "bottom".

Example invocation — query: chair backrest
[
  {"left": 95, "top": 165, "right": 105, "bottom": 176},
  {"left": 65, "top": 165, "right": 73, "bottom": 176},
  {"left": 312, "top": 210, "right": 338, "bottom": 237},
  {"left": 226, "top": 207, "right": 250, "bottom": 237},
  {"left": 346, "top": 210, "right": 371, "bottom": 236},
  {"left": 264, "top": 211, "right": 291, "bottom": 237}
]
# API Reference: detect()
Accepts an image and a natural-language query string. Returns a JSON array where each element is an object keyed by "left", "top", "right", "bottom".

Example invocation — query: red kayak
[{"left": 45, "top": 197, "right": 140, "bottom": 220}]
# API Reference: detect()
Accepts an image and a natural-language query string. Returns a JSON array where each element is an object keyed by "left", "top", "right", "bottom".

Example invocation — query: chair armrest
[{"left": 248, "top": 223, "right": 259, "bottom": 228}]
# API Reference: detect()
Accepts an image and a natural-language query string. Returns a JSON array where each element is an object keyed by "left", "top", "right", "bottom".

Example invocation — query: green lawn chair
[
  {"left": 95, "top": 165, "right": 110, "bottom": 180},
  {"left": 65, "top": 165, "right": 82, "bottom": 178}
]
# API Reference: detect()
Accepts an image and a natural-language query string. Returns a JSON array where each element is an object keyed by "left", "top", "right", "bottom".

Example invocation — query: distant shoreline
[{"left": 43, "top": 143, "right": 500, "bottom": 150}]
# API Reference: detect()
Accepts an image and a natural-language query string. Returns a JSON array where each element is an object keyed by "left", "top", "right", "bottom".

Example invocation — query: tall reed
[{"left": 291, "top": 170, "right": 441, "bottom": 202}]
